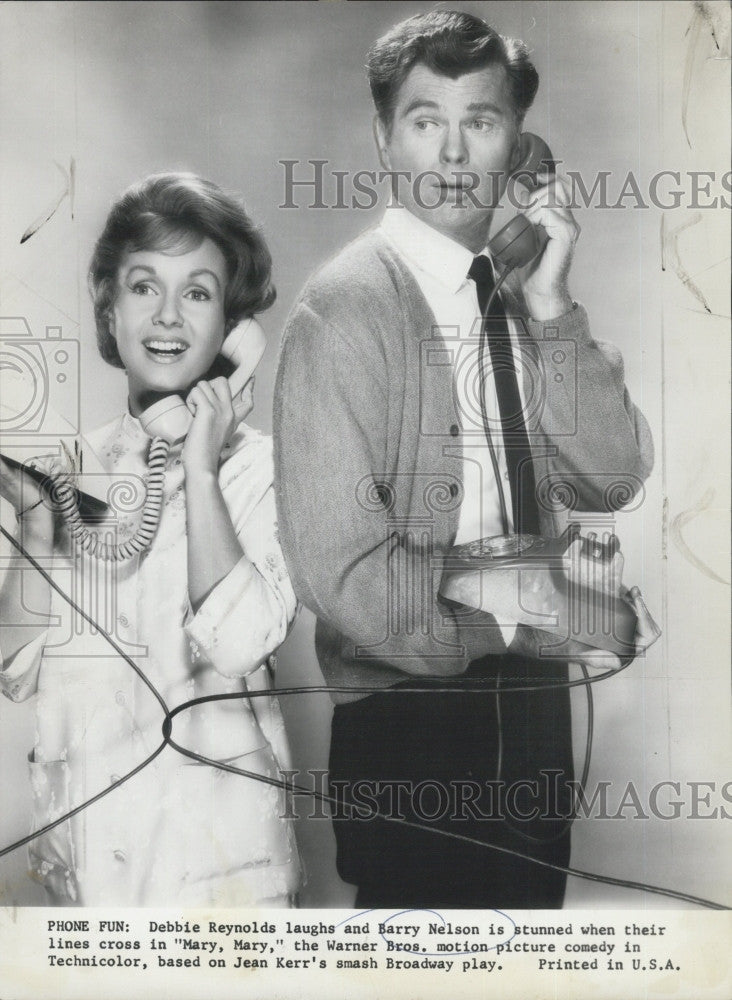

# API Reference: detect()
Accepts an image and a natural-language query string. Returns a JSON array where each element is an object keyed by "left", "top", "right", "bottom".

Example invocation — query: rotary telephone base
[{"left": 440, "top": 525, "right": 660, "bottom": 658}]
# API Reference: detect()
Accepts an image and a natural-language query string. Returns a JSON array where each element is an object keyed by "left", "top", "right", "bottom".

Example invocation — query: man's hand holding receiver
[{"left": 513, "top": 170, "right": 580, "bottom": 321}]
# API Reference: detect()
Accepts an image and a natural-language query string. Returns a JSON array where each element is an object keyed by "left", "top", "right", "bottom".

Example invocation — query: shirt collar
[
  {"left": 379, "top": 205, "right": 488, "bottom": 296},
  {"left": 121, "top": 411, "right": 154, "bottom": 448},
  {"left": 120, "top": 410, "right": 185, "bottom": 459}
]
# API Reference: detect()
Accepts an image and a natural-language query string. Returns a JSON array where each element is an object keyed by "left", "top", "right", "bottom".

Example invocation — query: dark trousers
[{"left": 328, "top": 653, "right": 574, "bottom": 909}]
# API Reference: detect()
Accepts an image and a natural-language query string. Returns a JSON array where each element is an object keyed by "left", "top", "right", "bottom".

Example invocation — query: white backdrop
[{"left": 0, "top": 0, "right": 729, "bottom": 914}]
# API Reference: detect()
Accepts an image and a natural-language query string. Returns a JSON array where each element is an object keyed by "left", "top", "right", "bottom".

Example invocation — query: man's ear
[{"left": 373, "top": 115, "right": 391, "bottom": 170}]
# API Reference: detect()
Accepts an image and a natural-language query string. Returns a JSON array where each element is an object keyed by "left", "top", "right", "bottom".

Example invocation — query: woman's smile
[{"left": 143, "top": 337, "right": 191, "bottom": 361}]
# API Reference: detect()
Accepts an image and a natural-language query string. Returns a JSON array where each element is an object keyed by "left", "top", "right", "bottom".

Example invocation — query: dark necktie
[{"left": 468, "top": 255, "right": 540, "bottom": 536}]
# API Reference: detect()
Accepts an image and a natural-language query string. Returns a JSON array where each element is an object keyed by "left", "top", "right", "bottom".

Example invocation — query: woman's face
[{"left": 110, "top": 237, "right": 229, "bottom": 415}]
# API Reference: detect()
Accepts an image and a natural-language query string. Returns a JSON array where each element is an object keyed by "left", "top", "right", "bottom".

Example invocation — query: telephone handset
[
  {"left": 139, "top": 316, "right": 267, "bottom": 444},
  {"left": 7, "top": 316, "right": 268, "bottom": 562},
  {"left": 488, "top": 132, "right": 555, "bottom": 271}
]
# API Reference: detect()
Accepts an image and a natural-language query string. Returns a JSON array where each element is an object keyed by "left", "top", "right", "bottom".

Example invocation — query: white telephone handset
[
  {"left": 139, "top": 316, "right": 267, "bottom": 443},
  {"left": 2, "top": 317, "right": 268, "bottom": 561}
]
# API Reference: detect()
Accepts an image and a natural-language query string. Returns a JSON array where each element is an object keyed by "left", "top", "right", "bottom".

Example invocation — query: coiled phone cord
[{"left": 51, "top": 436, "right": 170, "bottom": 562}]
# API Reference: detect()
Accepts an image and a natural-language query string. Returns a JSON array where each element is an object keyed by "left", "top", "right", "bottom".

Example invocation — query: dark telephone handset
[{"left": 488, "top": 133, "right": 555, "bottom": 271}]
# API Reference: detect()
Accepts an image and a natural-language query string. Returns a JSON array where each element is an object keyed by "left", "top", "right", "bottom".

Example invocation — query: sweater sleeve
[
  {"left": 274, "top": 298, "right": 507, "bottom": 679},
  {"left": 521, "top": 303, "right": 654, "bottom": 512}
]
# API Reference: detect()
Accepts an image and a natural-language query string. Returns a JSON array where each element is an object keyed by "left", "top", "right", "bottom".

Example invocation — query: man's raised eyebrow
[
  {"left": 401, "top": 98, "right": 441, "bottom": 116},
  {"left": 400, "top": 98, "right": 508, "bottom": 117},
  {"left": 465, "top": 101, "right": 506, "bottom": 115}
]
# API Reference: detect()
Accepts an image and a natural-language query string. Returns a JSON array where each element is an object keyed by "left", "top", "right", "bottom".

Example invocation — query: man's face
[{"left": 375, "top": 62, "right": 520, "bottom": 250}]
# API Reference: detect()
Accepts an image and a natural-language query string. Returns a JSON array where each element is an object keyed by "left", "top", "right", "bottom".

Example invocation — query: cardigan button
[
  {"left": 449, "top": 483, "right": 459, "bottom": 498},
  {"left": 449, "top": 423, "right": 460, "bottom": 437}
]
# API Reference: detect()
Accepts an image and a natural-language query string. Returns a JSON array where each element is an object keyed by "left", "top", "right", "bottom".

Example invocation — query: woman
[{"left": 0, "top": 173, "right": 301, "bottom": 907}]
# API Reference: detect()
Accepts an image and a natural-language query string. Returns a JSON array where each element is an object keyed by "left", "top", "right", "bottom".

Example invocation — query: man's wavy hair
[
  {"left": 366, "top": 10, "right": 539, "bottom": 131},
  {"left": 89, "top": 173, "right": 275, "bottom": 368}
]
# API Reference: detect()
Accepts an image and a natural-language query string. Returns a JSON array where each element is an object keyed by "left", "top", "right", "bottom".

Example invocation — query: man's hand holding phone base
[{"left": 440, "top": 526, "right": 661, "bottom": 672}]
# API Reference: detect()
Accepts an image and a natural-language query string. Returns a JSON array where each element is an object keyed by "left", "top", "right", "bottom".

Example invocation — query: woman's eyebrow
[
  {"left": 122, "top": 264, "right": 221, "bottom": 288},
  {"left": 125, "top": 264, "right": 156, "bottom": 275},
  {"left": 188, "top": 268, "right": 221, "bottom": 288}
]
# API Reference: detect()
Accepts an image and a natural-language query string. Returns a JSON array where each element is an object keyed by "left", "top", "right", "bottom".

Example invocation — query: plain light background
[{"left": 0, "top": 1, "right": 729, "bottom": 909}]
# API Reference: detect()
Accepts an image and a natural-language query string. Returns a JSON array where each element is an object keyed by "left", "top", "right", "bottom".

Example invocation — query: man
[{"left": 274, "top": 10, "right": 653, "bottom": 908}]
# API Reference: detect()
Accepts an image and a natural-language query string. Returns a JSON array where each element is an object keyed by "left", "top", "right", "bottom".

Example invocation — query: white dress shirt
[{"left": 379, "top": 205, "right": 524, "bottom": 642}]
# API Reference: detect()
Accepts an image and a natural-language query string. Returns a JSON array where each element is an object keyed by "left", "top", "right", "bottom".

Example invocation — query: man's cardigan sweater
[{"left": 274, "top": 230, "right": 653, "bottom": 703}]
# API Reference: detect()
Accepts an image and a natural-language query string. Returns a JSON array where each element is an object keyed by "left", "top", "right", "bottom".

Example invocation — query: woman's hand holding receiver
[
  {"left": 181, "top": 376, "right": 254, "bottom": 614},
  {"left": 181, "top": 376, "right": 254, "bottom": 475}
]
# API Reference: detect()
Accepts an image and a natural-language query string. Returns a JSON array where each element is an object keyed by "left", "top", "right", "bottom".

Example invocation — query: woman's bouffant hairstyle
[
  {"left": 366, "top": 10, "right": 539, "bottom": 131},
  {"left": 89, "top": 173, "right": 275, "bottom": 368}
]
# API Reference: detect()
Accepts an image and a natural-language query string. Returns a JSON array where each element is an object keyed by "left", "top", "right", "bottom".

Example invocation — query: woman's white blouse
[{"left": 0, "top": 413, "right": 301, "bottom": 906}]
